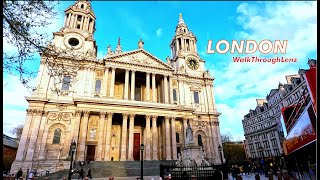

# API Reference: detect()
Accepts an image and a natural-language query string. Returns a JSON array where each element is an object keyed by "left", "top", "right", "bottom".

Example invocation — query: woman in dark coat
[
  {"left": 87, "top": 168, "right": 92, "bottom": 179},
  {"left": 16, "top": 168, "right": 23, "bottom": 180}
]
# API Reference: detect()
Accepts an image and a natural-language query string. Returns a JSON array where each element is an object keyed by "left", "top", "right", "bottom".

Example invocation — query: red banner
[{"left": 304, "top": 66, "right": 317, "bottom": 113}]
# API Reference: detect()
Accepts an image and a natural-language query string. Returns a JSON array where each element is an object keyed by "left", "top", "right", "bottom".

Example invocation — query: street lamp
[
  {"left": 68, "top": 140, "right": 77, "bottom": 180},
  {"left": 258, "top": 146, "right": 267, "bottom": 177},
  {"left": 218, "top": 144, "right": 223, "bottom": 165},
  {"left": 140, "top": 144, "right": 144, "bottom": 180}
]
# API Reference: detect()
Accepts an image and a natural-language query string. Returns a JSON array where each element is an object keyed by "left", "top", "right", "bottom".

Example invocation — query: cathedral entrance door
[
  {"left": 86, "top": 145, "right": 96, "bottom": 161},
  {"left": 133, "top": 133, "right": 140, "bottom": 161}
]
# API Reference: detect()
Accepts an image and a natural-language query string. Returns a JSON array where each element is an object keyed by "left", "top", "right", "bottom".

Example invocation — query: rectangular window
[
  {"left": 135, "top": 85, "right": 141, "bottom": 101},
  {"left": 61, "top": 76, "right": 71, "bottom": 91},
  {"left": 95, "top": 79, "right": 101, "bottom": 93},
  {"left": 194, "top": 91, "right": 199, "bottom": 104},
  {"left": 173, "top": 89, "right": 177, "bottom": 102}
]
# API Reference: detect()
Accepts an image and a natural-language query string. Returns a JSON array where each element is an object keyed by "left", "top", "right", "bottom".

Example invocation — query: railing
[{"left": 160, "top": 163, "right": 222, "bottom": 180}]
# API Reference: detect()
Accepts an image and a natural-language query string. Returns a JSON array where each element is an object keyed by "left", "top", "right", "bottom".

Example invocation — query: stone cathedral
[{"left": 11, "top": 0, "right": 224, "bottom": 173}]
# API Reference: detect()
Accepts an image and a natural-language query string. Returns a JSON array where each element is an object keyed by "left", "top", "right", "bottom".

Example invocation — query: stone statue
[
  {"left": 175, "top": 153, "right": 182, "bottom": 167},
  {"left": 184, "top": 153, "right": 192, "bottom": 167},
  {"left": 107, "top": 45, "right": 113, "bottom": 55},
  {"left": 185, "top": 120, "right": 194, "bottom": 145},
  {"left": 89, "top": 129, "right": 96, "bottom": 140}
]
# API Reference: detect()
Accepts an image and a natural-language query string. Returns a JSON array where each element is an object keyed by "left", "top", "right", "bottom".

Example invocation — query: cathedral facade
[{"left": 11, "top": 0, "right": 224, "bottom": 173}]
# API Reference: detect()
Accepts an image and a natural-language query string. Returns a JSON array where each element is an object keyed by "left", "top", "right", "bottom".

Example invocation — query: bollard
[{"left": 255, "top": 173, "right": 260, "bottom": 180}]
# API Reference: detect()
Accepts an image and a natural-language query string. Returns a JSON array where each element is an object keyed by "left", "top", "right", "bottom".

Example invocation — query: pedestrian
[
  {"left": 79, "top": 168, "right": 84, "bottom": 180},
  {"left": 87, "top": 168, "right": 92, "bottom": 179},
  {"left": 16, "top": 168, "right": 23, "bottom": 180}
]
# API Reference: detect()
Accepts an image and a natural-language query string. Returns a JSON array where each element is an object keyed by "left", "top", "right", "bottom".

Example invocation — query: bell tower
[
  {"left": 51, "top": 0, "right": 97, "bottom": 58},
  {"left": 170, "top": 13, "right": 205, "bottom": 76}
]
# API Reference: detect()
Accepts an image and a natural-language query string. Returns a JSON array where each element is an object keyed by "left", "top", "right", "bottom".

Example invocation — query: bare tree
[
  {"left": 3, "top": 1, "right": 90, "bottom": 95},
  {"left": 10, "top": 125, "right": 23, "bottom": 142}
]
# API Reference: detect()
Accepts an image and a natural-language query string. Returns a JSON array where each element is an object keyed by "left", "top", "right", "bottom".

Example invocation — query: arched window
[
  {"left": 95, "top": 79, "right": 101, "bottom": 93},
  {"left": 61, "top": 76, "right": 71, "bottom": 91},
  {"left": 53, "top": 129, "right": 62, "bottom": 144},
  {"left": 197, "top": 134, "right": 202, "bottom": 146},
  {"left": 176, "top": 133, "right": 180, "bottom": 143},
  {"left": 81, "top": 4, "right": 84, "bottom": 9}
]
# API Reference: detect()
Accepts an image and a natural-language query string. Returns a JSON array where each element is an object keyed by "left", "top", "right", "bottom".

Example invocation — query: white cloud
[
  {"left": 3, "top": 75, "right": 33, "bottom": 137},
  {"left": 216, "top": 2, "right": 316, "bottom": 140},
  {"left": 156, "top": 28, "right": 163, "bottom": 37}
]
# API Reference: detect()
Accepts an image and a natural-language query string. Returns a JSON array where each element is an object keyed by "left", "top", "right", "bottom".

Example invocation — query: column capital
[
  {"left": 146, "top": 72, "right": 150, "bottom": 75},
  {"left": 83, "top": 111, "right": 90, "bottom": 116},
  {"left": 170, "top": 116, "right": 176, "bottom": 120},
  {"left": 129, "top": 113, "right": 136, "bottom": 119},
  {"left": 152, "top": 73, "right": 156, "bottom": 76},
  {"left": 164, "top": 116, "right": 170, "bottom": 120},
  {"left": 145, "top": 115, "right": 151, "bottom": 120},
  {"left": 104, "top": 67, "right": 110, "bottom": 70},
  {"left": 131, "top": 70, "right": 136, "bottom": 73},
  {"left": 111, "top": 67, "right": 116, "bottom": 70},
  {"left": 26, "top": 109, "right": 34, "bottom": 115},
  {"left": 75, "top": 110, "right": 82, "bottom": 117},
  {"left": 33, "top": 109, "right": 44, "bottom": 116},
  {"left": 107, "top": 112, "right": 114, "bottom": 118},
  {"left": 100, "top": 111, "right": 106, "bottom": 117},
  {"left": 122, "top": 113, "right": 129, "bottom": 119},
  {"left": 125, "top": 69, "right": 130, "bottom": 72},
  {"left": 151, "top": 115, "right": 158, "bottom": 119}
]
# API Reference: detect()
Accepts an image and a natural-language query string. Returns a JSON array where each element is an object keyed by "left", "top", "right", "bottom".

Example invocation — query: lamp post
[
  {"left": 258, "top": 146, "right": 267, "bottom": 177},
  {"left": 140, "top": 144, "right": 144, "bottom": 180},
  {"left": 218, "top": 144, "right": 223, "bottom": 165},
  {"left": 68, "top": 140, "right": 77, "bottom": 180}
]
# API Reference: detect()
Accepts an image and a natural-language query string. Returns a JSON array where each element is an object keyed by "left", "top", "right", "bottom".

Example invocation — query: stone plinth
[{"left": 182, "top": 145, "right": 202, "bottom": 166}]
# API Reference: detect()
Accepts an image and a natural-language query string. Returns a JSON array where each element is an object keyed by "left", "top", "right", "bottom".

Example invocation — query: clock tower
[
  {"left": 169, "top": 13, "right": 205, "bottom": 76},
  {"left": 51, "top": 0, "right": 97, "bottom": 58}
]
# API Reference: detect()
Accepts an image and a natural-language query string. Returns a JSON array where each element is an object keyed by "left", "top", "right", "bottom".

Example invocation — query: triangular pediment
[{"left": 105, "top": 49, "right": 173, "bottom": 70}]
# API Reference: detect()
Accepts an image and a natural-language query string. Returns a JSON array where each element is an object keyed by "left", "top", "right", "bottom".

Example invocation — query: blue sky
[{"left": 3, "top": 1, "right": 317, "bottom": 141}]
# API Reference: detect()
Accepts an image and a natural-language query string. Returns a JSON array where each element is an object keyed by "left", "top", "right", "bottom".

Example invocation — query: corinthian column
[
  {"left": 128, "top": 114, "right": 135, "bottom": 160},
  {"left": 170, "top": 117, "right": 177, "bottom": 160},
  {"left": 104, "top": 112, "right": 113, "bottom": 160},
  {"left": 145, "top": 115, "right": 151, "bottom": 160},
  {"left": 120, "top": 113, "right": 128, "bottom": 161},
  {"left": 164, "top": 75, "right": 169, "bottom": 104},
  {"left": 165, "top": 116, "right": 172, "bottom": 160},
  {"left": 169, "top": 76, "right": 174, "bottom": 104},
  {"left": 124, "top": 69, "right": 129, "bottom": 100},
  {"left": 110, "top": 68, "right": 116, "bottom": 98},
  {"left": 152, "top": 74, "right": 156, "bottom": 102},
  {"left": 152, "top": 115, "right": 158, "bottom": 160},
  {"left": 15, "top": 109, "right": 33, "bottom": 161},
  {"left": 73, "top": 111, "right": 82, "bottom": 144},
  {"left": 96, "top": 112, "right": 106, "bottom": 160},
  {"left": 78, "top": 111, "right": 90, "bottom": 161},
  {"left": 102, "top": 67, "right": 109, "bottom": 97},
  {"left": 25, "top": 110, "right": 43, "bottom": 161},
  {"left": 146, "top": 73, "right": 150, "bottom": 102},
  {"left": 130, "top": 70, "right": 136, "bottom": 100}
]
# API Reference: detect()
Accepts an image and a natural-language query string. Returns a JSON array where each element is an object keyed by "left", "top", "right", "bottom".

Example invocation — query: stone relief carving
[
  {"left": 89, "top": 128, "right": 97, "bottom": 140},
  {"left": 193, "top": 120, "right": 208, "bottom": 128},
  {"left": 89, "top": 116, "right": 99, "bottom": 127},
  {"left": 47, "top": 112, "right": 72, "bottom": 124},
  {"left": 95, "top": 70, "right": 103, "bottom": 78}
]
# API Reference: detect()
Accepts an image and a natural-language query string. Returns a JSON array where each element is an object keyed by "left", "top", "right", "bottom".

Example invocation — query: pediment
[{"left": 105, "top": 49, "right": 173, "bottom": 70}]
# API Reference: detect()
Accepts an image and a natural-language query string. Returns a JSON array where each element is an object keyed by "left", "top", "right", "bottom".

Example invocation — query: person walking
[
  {"left": 87, "top": 168, "right": 92, "bottom": 179},
  {"left": 16, "top": 168, "right": 23, "bottom": 180},
  {"left": 79, "top": 168, "right": 84, "bottom": 180}
]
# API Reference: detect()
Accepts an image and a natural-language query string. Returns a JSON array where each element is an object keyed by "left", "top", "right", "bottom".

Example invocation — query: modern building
[
  {"left": 11, "top": 0, "right": 223, "bottom": 174},
  {"left": 3, "top": 134, "right": 19, "bottom": 172},
  {"left": 242, "top": 60, "right": 316, "bottom": 165}
]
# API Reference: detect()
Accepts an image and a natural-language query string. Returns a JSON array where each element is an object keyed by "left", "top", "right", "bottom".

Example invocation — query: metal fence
[{"left": 160, "top": 164, "right": 223, "bottom": 180}]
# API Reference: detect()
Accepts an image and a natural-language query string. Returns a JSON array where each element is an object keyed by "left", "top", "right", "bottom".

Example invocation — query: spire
[
  {"left": 115, "top": 37, "right": 122, "bottom": 54},
  {"left": 178, "top": 12, "right": 185, "bottom": 25},
  {"left": 118, "top": 37, "right": 121, "bottom": 45}
]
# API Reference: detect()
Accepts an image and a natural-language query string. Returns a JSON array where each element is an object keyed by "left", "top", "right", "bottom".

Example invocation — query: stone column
[
  {"left": 120, "top": 113, "right": 128, "bottom": 161},
  {"left": 104, "top": 112, "right": 113, "bottom": 160},
  {"left": 152, "top": 74, "right": 156, "bottom": 102},
  {"left": 130, "top": 70, "right": 136, "bottom": 100},
  {"left": 102, "top": 67, "right": 109, "bottom": 97},
  {"left": 183, "top": 118, "right": 188, "bottom": 146},
  {"left": 169, "top": 76, "right": 174, "bottom": 104},
  {"left": 124, "top": 69, "right": 129, "bottom": 100},
  {"left": 206, "top": 122, "right": 213, "bottom": 159},
  {"left": 78, "top": 111, "right": 90, "bottom": 161},
  {"left": 73, "top": 111, "right": 82, "bottom": 144},
  {"left": 25, "top": 110, "right": 43, "bottom": 161},
  {"left": 176, "top": 39, "right": 179, "bottom": 51},
  {"left": 15, "top": 109, "right": 33, "bottom": 161},
  {"left": 128, "top": 114, "right": 135, "bottom": 160},
  {"left": 38, "top": 129, "right": 49, "bottom": 160},
  {"left": 152, "top": 115, "right": 158, "bottom": 160},
  {"left": 110, "top": 67, "right": 116, "bottom": 98},
  {"left": 96, "top": 112, "right": 106, "bottom": 160},
  {"left": 170, "top": 117, "right": 177, "bottom": 160},
  {"left": 164, "top": 75, "right": 169, "bottom": 104},
  {"left": 146, "top": 73, "right": 150, "bottom": 102},
  {"left": 165, "top": 116, "right": 172, "bottom": 160},
  {"left": 145, "top": 115, "right": 151, "bottom": 160}
]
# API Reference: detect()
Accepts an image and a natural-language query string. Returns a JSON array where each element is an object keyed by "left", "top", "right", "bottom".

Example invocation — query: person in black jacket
[
  {"left": 16, "top": 168, "right": 23, "bottom": 180},
  {"left": 79, "top": 168, "right": 84, "bottom": 180},
  {"left": 87, "top": 168, "right": 92, "bottom": 179}
]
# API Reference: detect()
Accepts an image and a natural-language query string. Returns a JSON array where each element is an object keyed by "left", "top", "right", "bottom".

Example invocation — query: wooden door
[
  {"left": 86, "top": 145, "right": 96, "bottom": 161},
  {"left": 133, "top": 133, "right": 140, "bottom": 161}
]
